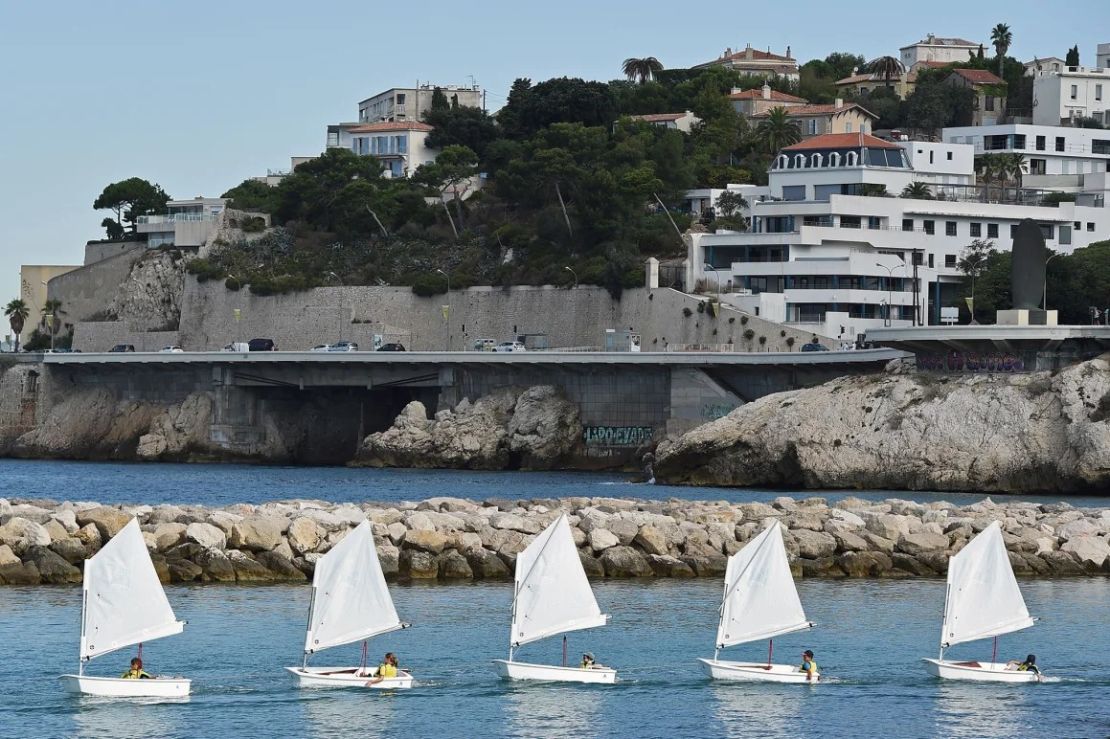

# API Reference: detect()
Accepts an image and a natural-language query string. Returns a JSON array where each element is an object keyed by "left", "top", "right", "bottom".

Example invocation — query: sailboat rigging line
[
  {"left": 361, "top": 641, "right": 368, "bottom": 672},
  {"left": 992, "top": 636, "right": 998, "bottom": 664},
  {"left": 767, "top": 639, "right": 773, "bottom": 668}
]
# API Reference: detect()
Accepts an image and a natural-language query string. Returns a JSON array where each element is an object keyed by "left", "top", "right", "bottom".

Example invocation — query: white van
[{"left": 473, "top": 339, "right": 496, "bottom": 352}]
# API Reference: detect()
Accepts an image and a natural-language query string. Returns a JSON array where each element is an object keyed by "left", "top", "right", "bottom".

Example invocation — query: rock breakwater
[{"left": 1, "top": 495, "right": 1108, "bottom": 585}]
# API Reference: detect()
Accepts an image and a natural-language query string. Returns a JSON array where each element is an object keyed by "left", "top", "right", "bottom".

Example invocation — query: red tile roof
[
  {"left": 721, "top": 47, "right": 793, "bottom": 62},
  {"left": 782, "top": 132, "right": 901, "bottom": 151},
  {"left": 729, "top": 88, "right": 808, "bottom": 102},
  {"left": 631, "top": 113, "right": 687, "bottom": 122},
  {"left": 753, "top": 103, "right": 877, "bottom": 119},
  {"left": 347, "top": 121, "right": 434, "bottom": 133},
  {"left": 949, "top": 68, "right": 1006, "bottom": 85}
]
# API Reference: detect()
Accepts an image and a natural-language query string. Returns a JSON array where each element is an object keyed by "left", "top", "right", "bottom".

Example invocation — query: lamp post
[
  {"left": 875, "top": 262, "right": 905, "bottom": 327},
  {"left": 703, "top": 264, "right": 721, "bottom": 299},
  {"left": 1043, "top": 252, "right": 1061, "bottom": 310},
  {"left": 564, "top": 266, "right": 578, "bottom": 289},
  {"left": 436, "top": 269, "right": 451, "bottom": 351}
]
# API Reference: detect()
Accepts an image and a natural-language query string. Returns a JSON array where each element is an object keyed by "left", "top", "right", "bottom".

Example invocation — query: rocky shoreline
[{"left": 1, "top": 494, "right": 1108, "bottom": 585}]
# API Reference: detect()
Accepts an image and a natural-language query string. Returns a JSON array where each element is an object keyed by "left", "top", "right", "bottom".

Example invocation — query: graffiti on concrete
[
  {"left": 917, "top": 352, "right": 1027, "bottom": 373},
  {"left": 583, "top": 426, "right": 655, "bottom": 447},
  {"left": 701, "top": 402, "right": 739, "bottom": 420}
]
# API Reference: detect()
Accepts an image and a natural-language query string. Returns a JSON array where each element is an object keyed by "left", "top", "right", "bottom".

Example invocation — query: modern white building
[
  {"left": 1024, "top": 57, "right": 1066, "bottom": 76},
  {"left": 1032, "top": 66, "right": 1110, "bottom": 126},
  {"left": 358, "top": 84, "right": 483, "bottom": 123},
  {"left": 136, "top": 197, "right": 227, "bottom": 249},
  {"left": 897, "top": 141, "right": 976, "bottom": 187},
  {"left": 326, "top": 121, "right": 438, "bottom": 178},
  {"left": 628, "top": 111, "right": 701, "bottom": 133},
  {"left": 900, "top": 35, "right": 981, "bottom": 70},
  {"left": 943, "top": 123, "right": 1110, "bottom": 189},
  {"left": 685, "top": 132, "right": 1110, "bottom": 338}
]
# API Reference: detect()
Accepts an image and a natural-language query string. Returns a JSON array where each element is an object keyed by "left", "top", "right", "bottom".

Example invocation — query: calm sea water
[
  {"left": 1, "top": 579, "right": 1107, "bottom": 739},
  {"left": 1, "top": 459, "right": 1108, "bottom": 508}
]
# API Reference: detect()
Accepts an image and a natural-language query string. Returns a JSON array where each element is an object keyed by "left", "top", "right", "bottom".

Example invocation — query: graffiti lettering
[
  {"left": 582, "top": 426, "right": 655, "bottom": 447},
  {"left": 917, "top": 352, "right": 1026, "bottom": 373},
  {"left": 701, "top": 403, "right": 738, "bottom": 420}
]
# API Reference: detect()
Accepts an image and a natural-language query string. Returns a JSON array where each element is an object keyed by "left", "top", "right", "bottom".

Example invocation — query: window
[
  {"left": 984, "top": 135, "right": 1009, "bottom": 151},
  {"left": 807, "top": 119, "right": 817, "bottom": 135},
  {"left": 988, "top": 223, "right": 999, "bottom": 238},
  {"left": 945, "top": 221, "right": 957, "bottom": 236},
  {"left": 845, "top": 122, "right": 853, "bottom": 133},
  {"left": 781, "top": 185, "right": 806, "bottom": 201},
  {"left": 970, "top": 222, "right": 982, "bottom": 237},
  {"left": 1090, "top": 223, "right": 1097, "bottom": 232},
  {"left": 1074, "top": 221, "right": 1082, "bottom": 230},
  {"left": 1094, "top": 139, "right": 1110, "bottom": 155},
  {"left": 1040, "top": 223, "right": 1055, "bottom": 240},
  {"left": 1012, "top": 134, "right": 1025, "bottom": 149},
  {"left": 912, "top": 252, "right": 924, "bottom": 266},
  {"left": 396, "top": 93, "right": 406, "bottom": 105},
  {"left": 1056, "top": 137, "right": 1066, "bottom": 152},
  {"left": 1036, "top": 135, "right": 1046, "bottom": 151},
  {"left": 1098, "top": 84, "right": 1104, "bottom": 101},
  {"left": 1070, "top": 84, "right": 1078, "bottom": 100},
  {"left": 1030, "top": 158, "right": 1047, "bottom": 175},
  {"left": 1060, "top": 225, "right": 1072, "bottom": 246},
  {"left": 868, "top": 217, "right": 881, "bottom": 230},
  {"left": 327, "top": 131, "right": 339, "bottom": 147},
  {"left": 928, "top": 254, "right": 934, "bottom": 268},
  {"left": 840, "top": 215, "right": 862, "bottom": 229},
  {"left": 929, "top": 150, "right": 935, "bottom": 164},
  {"left": 923, "top": 220, "right": 935, "bottom": 235},
  {"left": 947, "top": 151, "right": 953, "bottom": 161},
  {"left": 1010, "top": 224, "right": 1018, "bottom": 239},
  {"left": 902, "top": 218, "right": 914, "bottom": 232},
  {"left": 945, "top": 254, "right": 956, "bottom": 268}
]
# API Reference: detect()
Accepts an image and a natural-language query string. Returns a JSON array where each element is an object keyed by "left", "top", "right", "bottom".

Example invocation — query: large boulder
[
  {"left": 506, "top": 385, "right": 582, "bottom": 469},
  {"left": 405, "top": 529, "right": 449, "bottom": 554},
  {"left": 229, "top": 518, "right": 285, "bottom": 552},
  {"left": 599, "top": 546, "right": 653, "bottom": 577},
  {"left": 287, "top": 517, "right": 321, "bottom": 555},
  {"left": 1061, "top": 535, "right": 1110, "bottom": 568},
  {"left": 896, "top": 531, "right": 950, "bottom": 557},
  {"left": 466, "top": 548, "right": 511, "bottom": 579},
  {"left": 76, "top": 507, "right": 132, "bottom": 540},
  {"left": 588, "top": 528, "right": 620, "bottom": 553},
  {"left": 633, "top": 525, "right": 670, "bottom": 556},
  {"left": 792, "top": 530, "right": 836, "bottom": 559},
  {"left": 185, "top": 522, "right": 227, "bottom": 550},
  {"left": 437, "top": 550, "right": 474, "bottom": 579},
  {"left": 0, "top": 517, "right": 51, "bottom": 555}
]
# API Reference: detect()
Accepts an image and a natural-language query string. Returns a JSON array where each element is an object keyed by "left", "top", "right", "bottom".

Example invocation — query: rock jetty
[
  {"left": 1, "top": 495, "right": 1108, "bottom": 586},
  {"left": 657, "top": 355, "right": 1110, "bottom": 494}
]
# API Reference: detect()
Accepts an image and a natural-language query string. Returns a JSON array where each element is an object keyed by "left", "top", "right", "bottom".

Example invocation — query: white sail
[
  {"left": 81, "top": 518, "right": 184, "bottom": 662},
  {"left": 716, "top": 521, "right": 812, "bottom": 649},
  {"left": 511, "top": 513, "right": 608, "bottom": 647},
  {"left": 304, "top": 520, "right": 403, "bottom": 654},
  {"left": 941, "top": 521, "right": 1034, "bottom": 648}
]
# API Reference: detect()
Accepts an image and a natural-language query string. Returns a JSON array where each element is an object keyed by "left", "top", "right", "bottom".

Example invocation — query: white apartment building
[
  {"left": 900, "top": 35, "right": 981, "bottom": 70},
  {"left": 326, "top": 121, "right": 438, "bottom": 178},
  {"left": 944, "top": 123, "right": 1110, "bottom": 191},
  {"left": 358, "top": 84, "right": 483, "bottom": 123},
  {"left": 1025, "top": 57, "right": 1066, "bottom": 76},
  {"left": 897, "top": 141, "right": 976, "bottom": 187},
  {"left": 136, "top": 197, "right": 227, "bottom": 248},
  {"left": 685, "top": 132, "right": 1110, "bottom": 338},
  {"left": 1033, "top": 66, "right": 1110, "bottom": 126}
]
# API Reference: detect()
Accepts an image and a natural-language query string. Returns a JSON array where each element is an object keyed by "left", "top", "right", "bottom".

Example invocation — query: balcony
[{"left": 136, "top": 213, "right": 215, "bottom": 225}]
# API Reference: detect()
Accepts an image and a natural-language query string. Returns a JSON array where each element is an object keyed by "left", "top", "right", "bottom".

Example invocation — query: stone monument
[{"left": 996, "top": 219, "right": 1058, "bottom": 326}]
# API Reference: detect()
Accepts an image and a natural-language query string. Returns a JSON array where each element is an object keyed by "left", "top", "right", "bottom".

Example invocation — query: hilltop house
[
  {"left": 1033, "top": 65, "right": 1109, "bottom": 126},
  {"left": 326, "top": 121, "right": 437, "bottom": 178},
  {"left": 900, "top": 34, "right": 982, "bottom": 70},
  {"left": 751, "top": 100, "right": 878, "bottom": 138},
  {"left": 943, "top": 69, "right": 1007, "bottom": 126},
  {"left": 358, "top": 84, "right": 483, "bottom": 123},
  {"left": 628, "top": 111, "right": 701, "bottom": 133},
  {"left": 729, "top": 84, "right": 808, "bottom": 117},
  {"left": 694, "top": 44, "right": 799, "bottom": 82}
]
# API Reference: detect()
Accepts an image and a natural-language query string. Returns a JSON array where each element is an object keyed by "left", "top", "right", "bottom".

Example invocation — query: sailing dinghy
[
  {"left": 698, "top": 521, "right": 818, "bottom": 683},
  {"left": 922, "top": 521, "right": 1041, "bottom": 682},
  {"left": 285, "top": 520, "right": 413, "bottom": 688},
  {"left": 493, "top": 513, "right": 616, "bottom": 684},
  {"left": 59, "top": 518, "right": 190, "bottom": 697}
]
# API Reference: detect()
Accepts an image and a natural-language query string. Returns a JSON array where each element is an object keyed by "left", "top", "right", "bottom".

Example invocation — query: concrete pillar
[{"left": 646, "top": 257, "right": 659, "bottom": 289}]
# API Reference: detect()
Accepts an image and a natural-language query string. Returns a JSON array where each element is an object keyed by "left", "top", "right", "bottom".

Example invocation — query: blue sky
[{"left": 1, "top": 0, "right": 1107, "bottom": 298}]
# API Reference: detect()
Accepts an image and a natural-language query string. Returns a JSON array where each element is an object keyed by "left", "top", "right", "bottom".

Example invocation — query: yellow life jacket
[
  {"left": 379, "top": 663, "right": 398, "bottom": 678},
  {"left": 121, "top": 668, "right": 150, "bottom": 679},
  {"left": 800, "top": 660, "right": 818, "bottom": 674}
]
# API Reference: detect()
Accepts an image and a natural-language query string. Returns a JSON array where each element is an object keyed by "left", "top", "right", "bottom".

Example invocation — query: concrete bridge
[{"left": 37, "top": 349, "right": 902, "bottom": 466}]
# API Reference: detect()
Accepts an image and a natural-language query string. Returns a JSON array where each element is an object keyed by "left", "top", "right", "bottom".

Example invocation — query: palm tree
[
  {"left": 976, "top": 153, "right": 1003, "bottom": 201},
  {"left": 867, "top": 56, "right": 905, "bottom": 90},
  {"left": 990, "top": 23, "right": 1012, "bottom": 78},
  {"left": 1001, "top": 152, "right": 1027, "bottom": 191},
  {"left": 621, "top": 57, "right": 664, "bottom": 84},
  {"left": 4, "top": 298, "right": 29, "bottom": 352},
  {"left": 41, "top": 298, "right": 65, "bottom": 344},
  {"left": 756, "top": 107, "right": 802, "bottom": 155},
  {"left": 901, "top": 182, "right": 934, "bottom": 200}
]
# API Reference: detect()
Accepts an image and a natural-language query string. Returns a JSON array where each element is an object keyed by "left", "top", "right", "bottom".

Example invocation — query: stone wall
[
  {"left": 83, "top": 239, "right": 145, "bottom": 267},
  {"left": 73, "top": 278, "right": 824, "bottom": 353},
  {"left": 2, "top": 494, "right": 1107, "bottom": 586}
]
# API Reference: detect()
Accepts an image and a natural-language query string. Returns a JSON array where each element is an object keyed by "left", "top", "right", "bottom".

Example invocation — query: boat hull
[
  {"left": 698, "top": 658, "right": 818, "bottom": 683},
  {"left": 922, "top": 659, "right": 1040, "bottom": 683},
  {"left": 285, "top": 666, "right": 414, "bottom": 689},
  {"left": 493, "top": 660, "right": 616, "bottom": 684},
  {"left": 59, "top": 674, "right": 191, "bottom": 697}
]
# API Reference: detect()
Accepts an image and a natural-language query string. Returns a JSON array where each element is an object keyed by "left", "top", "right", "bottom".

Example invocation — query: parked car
[
  {"left": 800, "top": 342, "right": 829, "bottom": 352},
  {"left": 494, "top": 341, "right": 526, "bottom": 352},
  {"left": 472, "top": 339, "right": 496, "bottom": 352},
  {"left": 108, "top": 344, "right": 136, "bottom": 353},
  {"left": 377, "top": 343, "right": 406, "bottom": 352},
  {"left": 159, "top": 346, "right": 184, "bottom": 353},
  {"left": 309, "top": 344, "right": 330, "bottom": 352},
  {"left": 327, "top": 341, "right": 359, "bottom": 352},
  {"left": 222, "top": 342, "right": 250, "bottom": 352},
  {"left": 248, "top": 338, "right": 276, "bottom": 352}
]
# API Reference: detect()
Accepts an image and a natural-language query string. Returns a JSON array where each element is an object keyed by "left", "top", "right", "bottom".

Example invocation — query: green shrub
[{"left": 743, "top": 328, "right": 755, "bottom": 340}]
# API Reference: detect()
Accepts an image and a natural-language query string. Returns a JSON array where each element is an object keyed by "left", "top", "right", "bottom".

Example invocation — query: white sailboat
[
  {"left": 285, "top": 520, "right": 413, "bottom": 688},
  {"left": 922, "top": 521, "right": 1041, "bottom": 682},
  {"left": 698, "top": 521, "right": 818, "bottom": 683},
  {"left": 493, "top": 513, "right": 616, "bottom": 684},
  {"left": 59, "top": 518, "right": 190, "bottom": 697}
]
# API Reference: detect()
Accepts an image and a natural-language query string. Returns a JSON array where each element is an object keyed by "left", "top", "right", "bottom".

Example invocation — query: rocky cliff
[
  {"left": 354, "top": 385, "right": 582, "bottom": 470},
  {"left": 1, "top": 494, "right": 1107, "bottom": 586},
  {"left": 657, "top": 356, "right": 1110, "bottom": 494}
]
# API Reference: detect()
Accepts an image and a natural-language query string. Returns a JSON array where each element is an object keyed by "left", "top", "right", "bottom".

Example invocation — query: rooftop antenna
[{"left": 467, "top": 74, "right": 477, "bottom": 89}]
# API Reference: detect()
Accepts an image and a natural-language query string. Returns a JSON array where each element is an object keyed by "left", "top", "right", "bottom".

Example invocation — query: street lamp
[
  {"left": 875, "top": 262, "right": 905, "bottom": 327},
  {"left": 703, "top": 264, "right": 721, "bottom": 299},
  {"left": 1043, "top": 252, "right": 1061, "bottom": 310},
  {"left": 436, "top": 269, "right": 451, "bottom": 351},
  {"left": 564, "top": 266, "right": 578, "bottom": 289}
]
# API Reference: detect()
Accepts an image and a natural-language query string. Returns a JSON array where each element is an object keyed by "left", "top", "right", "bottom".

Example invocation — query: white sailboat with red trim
[
  {"left": 698, "top": 521, "right": 818, "bottom": 683},
  {"left": 59, "top": 518, "right": 190, "bottom": 697},
  {"left": 285, "top": 520, "right": 413, "bottom": 688},
  {"left": 922, "top": 521, "right": 1042, "bottom": 682}
]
